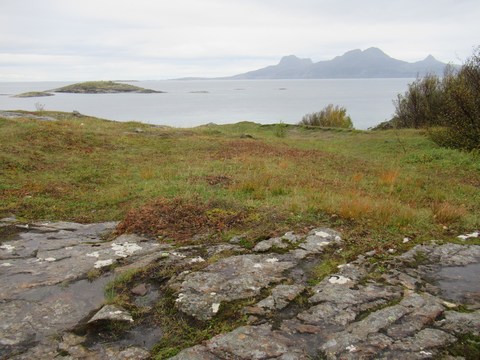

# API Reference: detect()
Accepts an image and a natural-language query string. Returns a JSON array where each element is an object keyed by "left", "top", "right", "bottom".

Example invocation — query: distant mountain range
[{"left": 221, "top": 47, "right": 453, "bottom": 79}]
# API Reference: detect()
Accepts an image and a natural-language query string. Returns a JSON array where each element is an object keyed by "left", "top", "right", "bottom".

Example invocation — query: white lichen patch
[
  {"left": 315, "top": 231, "right": 331, "bottom": 238},
  {"left": 458, "top": 231, "right": 479, "bottom": 240},
  {"left": 171, "top": 252, "right": 186, "bottom": 258},
  {"left": 318, "top": 241, "right": 330, "bottom": 247},
  {"left": 346, "top": 345, "right": 357, "bottom": 353},
  {"left": 44, "top": 257, "right": 56, "bottom": 262},
  {"left": 111, "top": 242, "right": 142, "bottom": 258},
  {"left": 0, "top": 244, "right": 15, "bottom": 252},
  {"left": 94, "top": 259, "right": 114, "bottom": 269},
  {"left": 253, "top": 263, "right": 263, "bottom": 268},
  {"left": 86, "top": 251, "right": 100, "bottom": 258},
  {"left": 176, "top": 293, "right": 186, "bottom": 303},
  {"left": 266, "top": 258, "right": 279, "bottom": 263},
  {"left": 210, "top": 292, "right": 217, "bottom": 296},
  {"left": 328, "top": 275, "right": 351, "bottom": 285},
  {"left": 65, "top": 246, "right": 73, "bottom": 250},
  {"left": 189, "top": 256, "right": 205, "bottom": 263},
  {"left": 211, "top": 303, "right": 220, "bottom": 314},
  {"left": 419, "top": 351, "right": 432, "bottom": 356},
  {"left": 1, "top": 262, "right": 12, "bottom": 267}
]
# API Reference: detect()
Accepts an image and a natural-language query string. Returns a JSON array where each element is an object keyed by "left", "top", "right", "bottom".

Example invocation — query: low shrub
[
  {"left": 299, "top": 104, "right": 353, "bottom": 129},
  {"left": 116, "top": 196, "right": 246, "bottom": 243}
]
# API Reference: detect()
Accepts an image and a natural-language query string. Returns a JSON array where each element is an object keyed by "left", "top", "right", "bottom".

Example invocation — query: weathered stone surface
[
  {"left": 0, "top": 222, "right": 168, "bottom": 359},
  {"left": 252, "top": 232, "right": 301, "bottom": 252},
  {"left": 391, "top": 328, "right": 456, "bottom": 352},
  {"left": 255, "top": 284, "right": 305, "bottom": 312},
  {"left": 298, "top": 228, "right": 343, "bottom": 254},
  {"left": 171, "top": 241, "right": 480, "bottom": 359},
  {"left": 0, "top": 224, "right": 162, "bottom": 299},
  {"left": 3, "top": 223, "right": 480, "bottom": 359},
  {"left": 206, "top": 324, "right": 306, "bottom": 359},
  {"left": 172, "top": 254, "right": 295, "bottom": 320},
  {"left": 437, "top": 310, "right": 480, "bottom": 335},
  {"left": 88, "top": 304, "right": 134, "bottom": 323},
  {"left": 253, "top": 237, "right": 289, "bottom": 252},
  {"left": 170, "top": 345, "right": 221, "bottom": 360}
]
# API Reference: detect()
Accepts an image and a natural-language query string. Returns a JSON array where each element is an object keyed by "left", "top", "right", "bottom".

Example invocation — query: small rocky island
[
  {"left": 52, "top": 81, "right": 164, "bottom": 94},
  {"left": 12, "top": 91, "right": 55, "bottom": 98}
]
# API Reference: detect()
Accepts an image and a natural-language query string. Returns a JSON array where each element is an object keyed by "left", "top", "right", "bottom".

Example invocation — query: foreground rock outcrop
[
  {"left": 1, "top": 219, "right": 479, "bottom": 359},
  {"left": 171, "top": 241, "right": 480, "bottom": 359}
]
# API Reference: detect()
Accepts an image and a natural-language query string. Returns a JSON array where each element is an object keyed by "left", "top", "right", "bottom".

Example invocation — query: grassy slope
[{"left": 1, "top": 112, "right": 479, "bottom": 257}]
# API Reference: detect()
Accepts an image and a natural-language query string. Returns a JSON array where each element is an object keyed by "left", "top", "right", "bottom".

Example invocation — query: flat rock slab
[
  {"left": 172, "top": 254, "right": 295, "bottom": 320},
  {"left": 0, "top": 222, "right": 167, "bottom": 359},
  {"left": 0, "top": 225, "right": 163, "bottom": 299}
]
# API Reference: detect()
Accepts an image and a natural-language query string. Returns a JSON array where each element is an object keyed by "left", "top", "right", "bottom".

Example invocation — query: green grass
[{"left": 1, "top": 112, "right": 479, "bottom": 255}]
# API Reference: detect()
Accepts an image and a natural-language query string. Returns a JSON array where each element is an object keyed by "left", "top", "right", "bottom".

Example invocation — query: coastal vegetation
[
  {"left": 299, "top": 104, "right": 353, "bottom": 129},
  {"left": 1, "top": 112, "right": 478, "bottom": 257},
  {"left": 385, "top": 47, "right": 480, "bottom": 150},
  {"left": 52, "top": 80, "right": 164, "bottom": 94}
]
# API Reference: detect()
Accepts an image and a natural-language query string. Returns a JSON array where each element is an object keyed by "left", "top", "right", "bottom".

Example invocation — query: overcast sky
[{"left": 0, "top": 0, "right": 479, "bottom": 81}]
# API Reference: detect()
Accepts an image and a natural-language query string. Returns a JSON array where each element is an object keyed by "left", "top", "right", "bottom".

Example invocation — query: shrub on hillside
[
  {"left": 432, "top": 49, "right": 480, "bottom": 150},
  {"left": 388, "top": 46, "right": 480, "bottom": 150},
  {"left": 392, "top": 74, "right": 445, "bottom": 129},
  {"left": 299, "top": 104, "right": 353, "bottom": 129}
]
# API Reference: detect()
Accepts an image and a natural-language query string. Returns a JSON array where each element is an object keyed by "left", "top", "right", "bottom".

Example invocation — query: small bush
[
  {"left": 392, "top": 74, "right": 444, "bottom": 129},
  {"left": 434, "top": 49, "right": 480, "bottom": 150},
  {"left": 299, "top": 104, "right": 353, "bottom": 129}
]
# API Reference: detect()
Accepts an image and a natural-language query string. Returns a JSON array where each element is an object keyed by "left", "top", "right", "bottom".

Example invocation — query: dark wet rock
[
  {"left": 88, "top": 304, "right": 134, "bottom": 323},
  {"left": 56, "top": 332, "right": 151, "bottom": 359},
  {"left": 171, "top": 254, "right": 295, "bottom": 320},
  {"left": 0, "top": 221, "right": 166, "bottom": 359}
]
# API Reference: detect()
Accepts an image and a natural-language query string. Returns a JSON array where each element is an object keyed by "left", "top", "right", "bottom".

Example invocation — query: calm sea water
[{"left": 0, "top": 79, "right": 412, "bottom": 129}]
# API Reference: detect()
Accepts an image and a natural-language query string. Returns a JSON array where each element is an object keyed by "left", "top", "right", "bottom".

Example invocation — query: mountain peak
[
  {"left": 278, "top": 55, "right": 313, "bottom": 67},
  {"left": 363, "top": 47, "right": 389, "bottom": 57},
  {"left": 227, "top": 47, "right": 450, "bottom": 79},
  {"left": 423, "top": 54, "right": 437, "bottom": 62}
]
